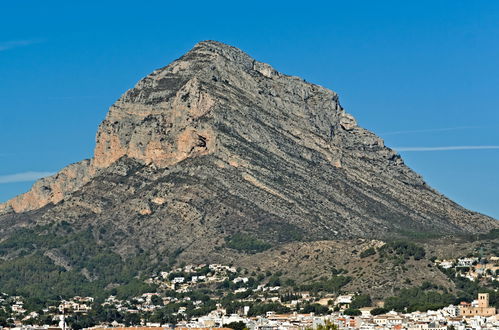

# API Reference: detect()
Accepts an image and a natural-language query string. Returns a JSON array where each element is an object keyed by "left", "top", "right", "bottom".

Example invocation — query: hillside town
[
  {"left": 1, "top": 264, "right": 499, "bottom": 330},
  {"left": 435, "top": 256, "right": 499, "bottom": 282}
]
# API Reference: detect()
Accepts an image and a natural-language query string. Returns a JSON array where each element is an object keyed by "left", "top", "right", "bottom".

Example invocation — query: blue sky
[{"left": 0, "top": 1, "right": 498, "bottom": 219}]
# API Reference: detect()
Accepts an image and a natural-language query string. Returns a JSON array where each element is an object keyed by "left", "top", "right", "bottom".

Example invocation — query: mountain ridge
[{"left": 0, "top": 40, "right": 496, "bottom": 237}]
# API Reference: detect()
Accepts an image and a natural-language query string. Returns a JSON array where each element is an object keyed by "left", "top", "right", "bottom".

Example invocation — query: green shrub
[
  {"left": 370, "top": 307, "right": 388, "bottom": 315},
  {"left": 383, "top": 284, "right": 455, "bottom": 312},
  {"left": 350, "top": 294, "right": 372, "bottom": 309},
  {"left": 360, "top": 248, "right": 376, "bottom": 258},
  {"left": 225, "top": 233, "right": 271, "bottom": 253},
  {"left": 343, "top": 308, "right": 361, "bottom": 316},
  {"left": 301, "top": 303, "right": 330, "bottom": 315},
  {"left": 299, "top": 275, "right": 351, "bottom": 293},
  {"left": 379, "top": 241, "right": 426, "bottom": 260},
  {"left": 225, "top": 321, "right": 247, "bottom": 330},
  {"left": 247, "top": 302, "right": 290, "bottom": 316}
]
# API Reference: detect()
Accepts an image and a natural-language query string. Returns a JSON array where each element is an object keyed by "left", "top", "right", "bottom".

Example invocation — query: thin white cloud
[
  {"left": 0, "top": 171, "right": 55, "bottom": 184},
  {"left": 47, "top": 95, "right": 99, "bottom": 101},
  {"left": 0, "top": 39, "right": 43, "bottom": 52},
  {"left": 395, "top": 146, "right": 499, "bottom": 152},
  {"left": 380, "top": 126, "right": 479, "bottom": 136}
]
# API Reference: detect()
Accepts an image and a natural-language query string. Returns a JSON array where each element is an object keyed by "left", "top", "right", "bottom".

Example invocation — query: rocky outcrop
[
  {"left": 1, "top": 40, "right": 496, "bottom": 240},
  {"left": 92, "top": 75, "right": 218, "bottom": 169},
  {"left": 0, "top": 160, "right": 92, "bottom": 213}
]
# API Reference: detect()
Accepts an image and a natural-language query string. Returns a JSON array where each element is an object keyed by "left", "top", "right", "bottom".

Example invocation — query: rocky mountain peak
[
  {"left": 1, "top": 41, "right": 496, "bottom": 239},
  {"left": 92, "top": 39, "right": 350, "bottom": 171},
  {"left": 189, "top": 40, "right": 256, "bottom": 66},
  {"left": 181, "top": 40, "right": 278, "bottom": 76},
  {"left": 0, "top": 41, "right": 297, "bottom": 213}
]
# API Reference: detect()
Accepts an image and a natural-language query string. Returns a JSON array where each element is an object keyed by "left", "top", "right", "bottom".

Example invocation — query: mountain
[{"left": 0, "top": 41, "right": 496, "bottom": 299}]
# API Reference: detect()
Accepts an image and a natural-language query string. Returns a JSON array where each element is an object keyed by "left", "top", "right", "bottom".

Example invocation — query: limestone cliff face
[
  {"left": 0, "top": 41, "right": 496, "bottom": 239},
  {"left": 2, "top": 41, "right": 352, "bottom": 213},
  {"left": 90, "top": 40, "right": 349, "bottom": 170},
  {"left": 93, "top": 76, "right": 217, "bottom": 169}
]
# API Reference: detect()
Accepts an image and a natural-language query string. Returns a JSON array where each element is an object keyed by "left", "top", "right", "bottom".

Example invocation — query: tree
[
  {"left": 343, "top": 308, "right": 361, "bottom": 316},
  {"left": 66, "top": 315, "right": 97, "bottom": 330},
  {"left": 301, "top": 303, "right": 329, "bottom": 315},
  {"left": 247, "top": 302, "right": 290, "bottom": 316},
  {"left": 383, "top": 284, "right": 455, "bottom": 312},
  {"left": 370, "top": 307, "right": 388, "bottom": 315},
  {"left": 0, "top": 316, "right": 8, "bottom": 327},
  {"left": 225, "top": 321, "right": 247, "bottom": 330},
  {"left": 124, "top": 312, "right": 141, "bottom": 326},
  {"left": 268, "top": 275, "right": 281, "bottom": 286},
  {"left": 151, "top": 295, "right": 163, "bottom": 306},
  {"left": 350, "top": 294, "right": 372, "bottom": 309}
]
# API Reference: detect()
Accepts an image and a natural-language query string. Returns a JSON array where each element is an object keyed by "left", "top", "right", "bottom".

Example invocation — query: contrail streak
[
  {"left": 0, "top": 171, "right": 55, "bottom": 184},
  {"left": 394, "top": 146, "right": 499, "bottom": 152}
]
